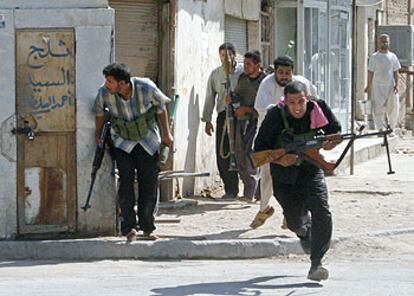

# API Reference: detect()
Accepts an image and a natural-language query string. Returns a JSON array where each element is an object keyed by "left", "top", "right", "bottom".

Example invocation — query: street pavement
[
  {"left": 1, "top": 251, "right": 414, "bottom": 295},
  {"left": 0, "top": 135, "right": 413, "bottom": 261}
]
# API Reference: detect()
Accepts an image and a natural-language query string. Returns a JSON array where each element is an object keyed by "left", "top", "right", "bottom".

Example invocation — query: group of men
[
  {"left": 92, "top": 34, "right": 400, "bottom": 282},
  {"left": 201, "top": 42, "right": 338, "bottom": 281}
]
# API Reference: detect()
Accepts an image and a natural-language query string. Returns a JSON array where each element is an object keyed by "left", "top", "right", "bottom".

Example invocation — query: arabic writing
[
  {"left": 29, "top": 67, "right": 70, "bottom": 88},
  {"left": 26, "top": 37, "right": 71, "bottom": 69},
  {"left": 24, "top": 34, "right": 74, "bottom": 115},
  {"left": 25, "top": 90, "right": 75, "bottom": 115}
]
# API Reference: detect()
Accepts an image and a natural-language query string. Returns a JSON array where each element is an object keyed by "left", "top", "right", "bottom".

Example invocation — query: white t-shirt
[
  {"left": 254, "top": 74, "right": 317, "bottom": 124},
  {"left": 368, "top": 51, "right": 401, "bottom": 85}
]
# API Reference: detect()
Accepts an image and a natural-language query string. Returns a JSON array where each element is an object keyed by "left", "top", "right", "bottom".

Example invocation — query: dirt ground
[{"left": 156, "top": 137, "right": 414, "bottom": 243}]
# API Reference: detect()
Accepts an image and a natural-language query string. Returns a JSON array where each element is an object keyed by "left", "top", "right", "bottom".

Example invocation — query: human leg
[
  {"left": 259, "top": 164, "right": 272, "bottom": 211},
  {"left": 249, "top": 164, "right": 275, "bottom": 229},
  {"left": 134, "top": 145, "right": 159, "bottom": 236},
  {"left": 114, "top": 148, "right": 138, "bottom": 237},
  {"left": 301, "top": 173, "right": 332, "bottom": 280},
  {"left": 216, "top": 111, "right": 239, "bottom": 198},
  {"left": 273, "top": 182, "right": 311, "bottom": 239},
  {"left": 234, "top": 119, "right": 259, "bottom": 201},
  {"left": 371, "top": 83, "right": 392, "bottom": 130},
  {"left": 385, "top": 92, "right": 399, "bottom": 129}
]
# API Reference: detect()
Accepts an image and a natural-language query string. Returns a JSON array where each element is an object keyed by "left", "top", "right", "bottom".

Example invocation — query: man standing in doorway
[
  {"left": 250, "top": 56, "right": 317, "bottom": 229},
  {"left": 94, "top": 63, "right": 173, "bottom": 242},
  {"left": 202, "top": 43, "right": 244, "bottom": 199},
  {"left": 365, "top": 34, "right": 401, "bottom": 132}
]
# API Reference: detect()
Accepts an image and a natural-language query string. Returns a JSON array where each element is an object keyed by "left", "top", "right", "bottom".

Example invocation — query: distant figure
[{"left": 365, "top": 34, "right": 401, "bottom": 132}]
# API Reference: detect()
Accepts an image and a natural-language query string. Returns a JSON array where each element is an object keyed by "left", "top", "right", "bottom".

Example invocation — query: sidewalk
[{"left": 1, "top": 136, "right": 413, "bottom": 261}]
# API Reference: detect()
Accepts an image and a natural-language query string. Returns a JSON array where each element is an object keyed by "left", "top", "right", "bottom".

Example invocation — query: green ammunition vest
[{"left": 111, "top": 92, "right": 158, "bottom": 141}]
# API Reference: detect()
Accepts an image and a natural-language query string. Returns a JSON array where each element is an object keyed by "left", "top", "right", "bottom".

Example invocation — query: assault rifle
[
  {"left": 250, "top": 127, "right": 395, "bottom": 174},
  {"left": 81, "top": 120, "right": 113, "bottom": 211},
  {"left": 222, "top": 47, "right": 238, "bottom": 171}
]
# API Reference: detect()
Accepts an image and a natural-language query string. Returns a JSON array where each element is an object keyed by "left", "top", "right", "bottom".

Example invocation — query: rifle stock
[{"left": 250, "top": 148, "right": 286, "bottom": 168}]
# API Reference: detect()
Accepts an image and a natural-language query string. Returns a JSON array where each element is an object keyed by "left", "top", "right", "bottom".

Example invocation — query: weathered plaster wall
[
  {"left": 174, "top": 0, "right": 260, "bottom": 197},
  {"left": 174, "top": 0, "right": 225, "bottom": 196},
  {"left": 0, "top": 9, "right": 17, "bottom": 239},
  {"left": 0, "top": 1, "right": 115, "bottom": 238}
]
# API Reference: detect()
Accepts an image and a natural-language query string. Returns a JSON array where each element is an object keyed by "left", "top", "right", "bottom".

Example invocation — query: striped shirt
[{"left": 94, "top": 77, "right": 170, "bottom": 155}]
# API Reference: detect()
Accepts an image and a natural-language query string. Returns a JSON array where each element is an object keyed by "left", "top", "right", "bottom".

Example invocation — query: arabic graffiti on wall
[{"left": 16, "top": 30, "right": 75, "bottom": 132}]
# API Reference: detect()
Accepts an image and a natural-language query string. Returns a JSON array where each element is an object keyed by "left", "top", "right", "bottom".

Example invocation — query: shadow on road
[{"left": 151, "top": 275, "right": 322, "bottom": 296}]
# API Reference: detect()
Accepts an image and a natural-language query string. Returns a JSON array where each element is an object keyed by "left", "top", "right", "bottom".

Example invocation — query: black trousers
[
  {"left": 115, "top": 144, "right": 159, "bottom": 236},
  {"left": 272, "top": 171, "right": 332, "bottom": 264},
  {"left": 216, "top": 111, "right": 239, "bottom": 196}
]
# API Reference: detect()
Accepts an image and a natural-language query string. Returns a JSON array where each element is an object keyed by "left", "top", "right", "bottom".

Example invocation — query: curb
[{"left": 1, "top": 227, "right": 413, "bottom": 261}]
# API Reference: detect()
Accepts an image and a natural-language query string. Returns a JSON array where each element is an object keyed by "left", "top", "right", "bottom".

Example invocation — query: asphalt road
[{"left": 0, "top": 246, "right": 413, "bottom": 296}]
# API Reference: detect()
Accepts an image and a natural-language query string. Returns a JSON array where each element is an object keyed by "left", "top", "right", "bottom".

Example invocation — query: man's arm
[
  {"left": 201, "top": 72, "right": 217, "bottom": 123},
  {"left": 201, "top": 71, "right": 217, "bottom": 136},
  {"left": 254, "top": 107, "right": 280, "bottom": 152},
  {"left": 364, "top": 71, "right": 374, "bottom": 96},
  {"left": 157, "top": 109, "right": 173, "bottom": 147},
  {"left": 95, "top": 115, "right": 106, "bottom": 144},
  {"left": 393, "top": 70, "right": 400, "bottom": 94}
]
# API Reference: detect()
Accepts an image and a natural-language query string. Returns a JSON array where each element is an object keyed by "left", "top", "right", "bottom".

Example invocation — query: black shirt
[{"left": 254, "top": 99, "right": 341, "bottom": 184}]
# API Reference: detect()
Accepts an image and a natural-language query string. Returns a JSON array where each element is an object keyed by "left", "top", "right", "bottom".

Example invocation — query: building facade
[
  {"left": 273, "top": 0, "right": 353, "bottom": 131},
  {"left": 0, "top": 0, "right": 116, "bottom": 239}
]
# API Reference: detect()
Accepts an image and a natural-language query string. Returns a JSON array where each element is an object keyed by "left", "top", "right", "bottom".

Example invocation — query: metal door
[
  {"left": 15, "top": 29, "right": 76, "bottom": 235},
  {"left": 225, "top": 15, "right": 248, "bottom": 62},
  {"left": 109, "top": 0, "right": 160, "bottom": 82}
]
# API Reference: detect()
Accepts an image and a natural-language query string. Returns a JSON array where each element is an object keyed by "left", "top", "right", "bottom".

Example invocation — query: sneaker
[
  {"left": 249, "top": 206, "right": 275, "bottom": 229},
  {"left": 307, "top": 264, "right": 329, "bottom": 281},
  {"left": 142, "top": 231, "right": 159, "bottom": 241},
  {"left": 126, "top": 229, "right": 137, "bottom": 242}
]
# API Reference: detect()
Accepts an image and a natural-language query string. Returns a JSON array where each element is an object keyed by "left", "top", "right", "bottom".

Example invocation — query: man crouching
[{"left": 253, "top": 81, "right": 341, "bottom": 281}]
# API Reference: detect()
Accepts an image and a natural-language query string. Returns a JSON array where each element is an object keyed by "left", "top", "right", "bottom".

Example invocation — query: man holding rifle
[
  {"left": 254, "top": 81, "right": 341, "bottom": 281},
  {"left": 231, "top": 50, "right": 266, "bottom": 203},
  {"left": 250, "top": 56, "right": 317, "bottom": 228},
  {"left": 202, "top": 43, "right": 243, "bottom": 200},
  {"left": 94, "top": 63, "right": 173, "bottom": 242}
]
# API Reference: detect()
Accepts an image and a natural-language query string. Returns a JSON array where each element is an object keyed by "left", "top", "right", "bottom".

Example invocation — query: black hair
[
  {"left": 244, "top": 50, "right": 261, "bottom": 64},
  {"left": 219, "top": 42, "right": 236, "bottom": 55},
  {"left": 283, "top": 81, "right": 307, "bottom": 97},
  {"left": 102, "top": 63, "right": 131, "bottom": 83},
  {"left": 273, "top": 56, "right": 294, "bottom": 70}
]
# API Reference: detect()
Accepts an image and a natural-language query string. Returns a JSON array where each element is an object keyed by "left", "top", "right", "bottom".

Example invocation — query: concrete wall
[
  {"left": 0, "top": 9, "right": 17, "bottom": 239},
  {"left": 355, "top": 6, "right": 369, "bottom": 120},
  {"left": 385, "top": 0, "right": 410, "bottom": 25},
  {"left": 174, "top": 0, "right": 260, "bottom": 197},
  {"left": 174, "top": 0, "right": 224, "bottom": 196},
  {"left": 0, "top": 1, "right": 115, "bottom": 238}
]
